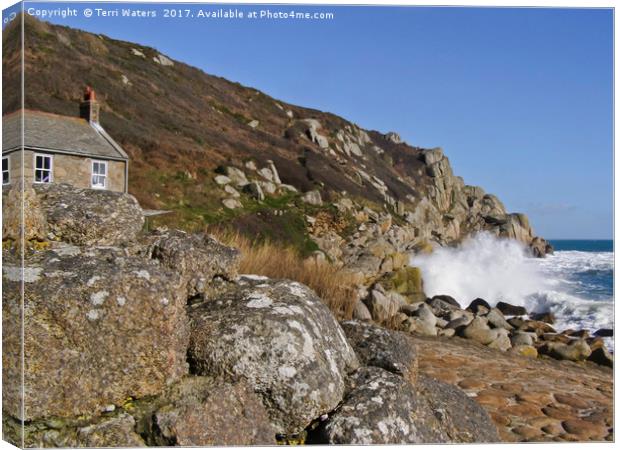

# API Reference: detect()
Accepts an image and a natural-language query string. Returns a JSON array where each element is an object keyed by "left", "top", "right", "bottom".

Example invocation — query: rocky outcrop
[
  {"left": 186, "top": 276, "right": 359, "bottom": 434},
  {"left": 33, "top": 183, "right": 144, "bottom": 246},
  {"left": 2, "top": 245, "right": 190, "bottom": 421},
  {"left": 136, "top": 376, "right": 276, "bottom": 446},
  {"left": 341, "top": 320, "right": 418, "bottom": 384},
  {"left": 312, "top": 366, "right": 499, "bottom": 444},
  {"left": 2, "top": 183, "right": 48, "bottom": 241},
  {"left": 142, "top": 228, "right": 240, "bottom": 297},
  {"left": 313, "top": 367, "right": 422, "bottom": 444}
]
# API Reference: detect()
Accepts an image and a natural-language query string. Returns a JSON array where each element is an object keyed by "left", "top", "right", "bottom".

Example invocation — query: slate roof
[{"left": 2, "top": 110, "right": 128, "bottom": 160}]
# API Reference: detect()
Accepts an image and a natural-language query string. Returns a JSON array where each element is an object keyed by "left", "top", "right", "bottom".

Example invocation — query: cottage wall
[{"left": 4, "top": 150, "right": 126, "bottom": 193}]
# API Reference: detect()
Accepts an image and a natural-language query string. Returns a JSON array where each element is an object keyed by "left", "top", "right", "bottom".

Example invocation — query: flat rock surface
[{"left": 413, "top": 335, "right": 613, "bottom": 442}]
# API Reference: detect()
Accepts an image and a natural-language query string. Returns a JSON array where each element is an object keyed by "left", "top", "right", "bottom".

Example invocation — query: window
[
  {"left": 2, "top": 157, "right": 9, "bottom": 185},
  {"left": 34, "top": 154, "right": 53, "bottom": 183},
  {"left": 91, "top": 160, "right": 107, "bottom": 189}
]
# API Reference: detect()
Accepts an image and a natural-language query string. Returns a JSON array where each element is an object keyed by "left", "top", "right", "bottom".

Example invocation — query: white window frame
[
  {"left": 2, "top": 156, "right": 9, "bottom": 185},
  {"left": 91, "top": 160, "right": 108, "bottom": 189},
  {"left": 33, "top": 153, "right": 53, "bottom": 184}
]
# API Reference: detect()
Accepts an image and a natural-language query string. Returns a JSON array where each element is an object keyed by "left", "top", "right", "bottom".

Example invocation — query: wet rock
[
  {"left": 34, "top": 183, "right": 144, "bottom": 246},
  {"left": 530, "top": 311, "right": 556, "bottom": 324},
  {"left": 187, "top": 277, "right": 359, "bottom": 433},
  {"left": 467, "top": 298, "right": 492, "bottom": 315},
  {"left": 340, "top": 320, "right": 418, "bottom": 384},
  {"left": 588, "top": 346, "right": 613, "bottom": 368},
  {"left": 594, "top": 328, "right": 613, "bottom": 338},
  {"left": 142, "top": 229, "right": 240, "bottom": 297},
  {"left": 519, "top": 320, "right": 556, "bottom": 336},
  {"left": 428, "top": 294, "right": 461, "bottom": 309},
  {"left": 426, "top": 296, "right": 461, "bottom": 318},
  {"left": 496, "top": 301, "right": 527, "bottom": 316},
  {"left": 2, "top": 247, "right": 189, "bottom": 420},
  {"left": 146, "top": 377, "right": 276, "bottom": 446}
]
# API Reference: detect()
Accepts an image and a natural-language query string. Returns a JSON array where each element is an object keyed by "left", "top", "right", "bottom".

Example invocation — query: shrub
[{"left": 207, "top": 228, "right": 357, "bottom": 319}]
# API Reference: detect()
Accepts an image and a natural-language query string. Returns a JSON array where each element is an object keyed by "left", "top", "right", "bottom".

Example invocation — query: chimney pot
[{"left": 80, "top": 86, "right": 100, "bottom": 123}]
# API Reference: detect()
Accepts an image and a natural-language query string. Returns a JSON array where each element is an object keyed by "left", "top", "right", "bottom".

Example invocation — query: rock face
[
  {"left": 341, "top": 320, "right": 418, "bottom": 384},
  {"left": 313, "top": 366, "right": 499, "bottom": 445},
  {"left": 142, "top": 228, "right": 240, "bottom": 297},
  {"left": 414, "top": 376, "right": 500, "bottom": 443},
  {"left": 141, "top": 377, "right": 276, "bottom": 446},
  {"left": 2, "top": 245, "right": 190, "bottom": 420},
  {"left": 2, "top": 183, "right": 48, "bottom": 241},
  {"left": 187, "top": 276, "right": 359, "bottom": 433},
  {"left": 34, "top": 183, "right": 144, "bottom": 246},
  {"left": 315, "top": 367, "right": 421, "bottom": 444}
]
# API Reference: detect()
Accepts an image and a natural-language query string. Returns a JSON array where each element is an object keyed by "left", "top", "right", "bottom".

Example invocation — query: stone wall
[{"left": 4, "top": 150, "right": 126, "bottom": 193}]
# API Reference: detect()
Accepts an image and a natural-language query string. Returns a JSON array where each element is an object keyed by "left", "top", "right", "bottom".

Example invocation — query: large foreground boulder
[
  {"left": 2, "top": 245, "right": 189, "bottom": 421},
  {"left": 187, "top": 276, "right": 359, "bottom": 433},
  {"left": 34, "top": 183, "right": 144, "bottom": 246}
]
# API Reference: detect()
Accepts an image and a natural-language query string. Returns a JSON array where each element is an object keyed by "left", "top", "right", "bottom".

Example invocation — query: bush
[{"left": 208, "top": 228, "right": 357, "bottom": 319}]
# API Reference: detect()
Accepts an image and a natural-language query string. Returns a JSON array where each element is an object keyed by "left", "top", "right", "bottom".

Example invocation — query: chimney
[{"left": 79, "top": 86, "right": 100, "bottom": 123}]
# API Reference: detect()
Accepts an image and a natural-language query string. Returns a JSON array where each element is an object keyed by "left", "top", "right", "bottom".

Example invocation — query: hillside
[{"left": 2, "top": 14, "right": 550, "bottom": 258}]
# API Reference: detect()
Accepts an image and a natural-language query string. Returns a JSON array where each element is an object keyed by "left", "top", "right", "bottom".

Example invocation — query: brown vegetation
[{"left": 208, "top": 228, "right": 357, "bottom": 320}]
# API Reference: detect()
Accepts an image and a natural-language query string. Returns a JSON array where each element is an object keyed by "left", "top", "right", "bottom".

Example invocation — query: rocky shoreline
[{"left": 1, "top": 183, "right": 613, "bottom": 446}]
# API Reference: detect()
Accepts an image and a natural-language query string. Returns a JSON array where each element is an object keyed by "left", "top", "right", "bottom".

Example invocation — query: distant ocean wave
[{"left": 410, "top": 233, "right": 614, "bottom": 350}]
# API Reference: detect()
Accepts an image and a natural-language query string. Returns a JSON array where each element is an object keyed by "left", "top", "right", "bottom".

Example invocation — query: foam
[{"left": 410, "top": 233, "right": 614, "bottom": 350}]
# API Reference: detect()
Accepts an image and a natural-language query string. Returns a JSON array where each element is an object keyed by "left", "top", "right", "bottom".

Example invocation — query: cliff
[{"left": 2, "top": 15, "right": 552, "bottom": 259}]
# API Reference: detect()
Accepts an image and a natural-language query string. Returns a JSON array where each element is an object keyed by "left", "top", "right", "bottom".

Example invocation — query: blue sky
[{"left": 4, "top": 2, "right": 614, "bottom": 239}]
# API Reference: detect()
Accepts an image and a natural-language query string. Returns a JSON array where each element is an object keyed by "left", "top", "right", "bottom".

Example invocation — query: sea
[{"left": 410, "top": 233, "right": 614, "bottom": 351}]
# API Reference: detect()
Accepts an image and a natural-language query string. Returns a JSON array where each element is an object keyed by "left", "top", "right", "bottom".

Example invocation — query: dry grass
[{"left": 208, "top": 228, "right": 358, "bottom": 320}]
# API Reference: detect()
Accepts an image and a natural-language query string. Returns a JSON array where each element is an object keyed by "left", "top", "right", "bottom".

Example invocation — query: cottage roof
[{"left": 2, "top": 109, "right": 128, "bottom": 161}]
